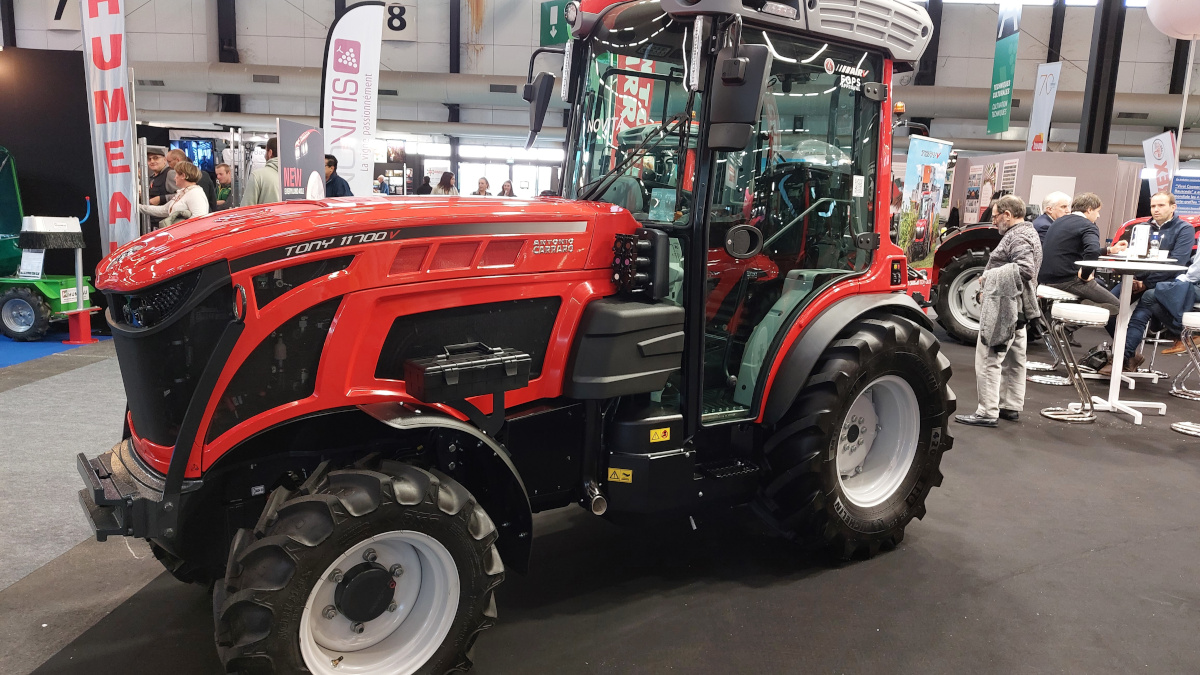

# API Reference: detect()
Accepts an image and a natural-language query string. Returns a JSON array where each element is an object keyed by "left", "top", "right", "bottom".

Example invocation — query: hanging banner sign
[
  {"left": 899, "top": 135, "right": 954, "bottom": 264},
  {"left": 987, "top": 0, "right": 1022, "bottom": 135},
  {"left": 80, "top": 0, "right": 137, "bottom": 254},
  {"left": 1173, "top": 174, "right": 1200, "bottom": 216},
  {"left": 278, "top": 120, "right": 327, "bottom": 201},
  {"left": 1143, "top": 131, "right": 1177, "bottom": 195},
  {"left": 1026, "top": 61, "right": 1061, "bottom": 151},
  {"left": 610, "top": 55, "right": 656, "bottom": 169},
  {"left": 321, "top": 1, "right": 384, "bottom": 200}
]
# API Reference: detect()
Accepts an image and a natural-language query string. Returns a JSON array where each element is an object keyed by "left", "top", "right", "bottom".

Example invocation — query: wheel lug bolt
[
  {"left": 390, "top": 564, "right": 404, "bottom": 577},
  {"left": 330, "top": 569, "right": 344, "bottom": 583},
  {"left": 323, "top": 605, "right": 337, "bottom": 620},
  {"left": 388, "top": 601, "right": 398, "bottom": 612},
  {"left": 351, "top": 622, "right": 365, "bottom": 634},
  {"left": 363, "top": 548, "right": 377, "bottom": 563}
]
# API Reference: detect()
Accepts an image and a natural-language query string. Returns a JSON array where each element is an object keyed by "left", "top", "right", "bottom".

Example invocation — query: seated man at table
[
  {"left": 1110, "top": 191, "right": 1195, "bottom": 301},
  {"left": 1037, "top": 192, "right": 1123, "bottom": 316},
  {"left": 1031, "top": 191, "right": 1072, "bottom": 244},
  {"left": 1105, "top": 249, "right": 1200, "bottom": 374}
]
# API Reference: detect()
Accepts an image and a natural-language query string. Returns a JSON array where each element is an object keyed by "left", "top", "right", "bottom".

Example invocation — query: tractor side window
[{"left": 701, "top": 33, "right": 883, "bottom": 421}]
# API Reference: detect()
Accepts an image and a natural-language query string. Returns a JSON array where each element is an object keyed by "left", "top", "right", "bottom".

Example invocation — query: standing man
[
  {"left": 242, "top": 138, "right": 281, "bottom": 206},
  {"left": 166, "top": 149, "right": 217, "bottom": 212},
  {"left": 957, "top": 195, "right": 1045, "bottom": 427},
  {"left": 146, "top": 146, "right": 176, "bottom": 228},
  {"left": 416, "top": 176, "right": 433, "bottom": 195},
  {"left": 214, "top": 163, "right": 234, "bottom": 210},
  {"left": 1032, "top": 191, "right": 1071, "bottom": 244},
  {"left": 324, "top": 155, "right": 353, "bottom": 197},
  {"left": 1038, "top": 192, "right": 1124, "bottom": 316}
]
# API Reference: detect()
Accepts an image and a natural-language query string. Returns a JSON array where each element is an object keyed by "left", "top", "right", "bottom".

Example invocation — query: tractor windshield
[{"left": 565, "top": 2, "right": 697, "bottom": 223}]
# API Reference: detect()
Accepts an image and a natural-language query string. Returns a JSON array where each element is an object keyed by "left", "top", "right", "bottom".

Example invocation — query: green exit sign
[{"left": 540, "top": 0, "right": 569, "bottom": 46}]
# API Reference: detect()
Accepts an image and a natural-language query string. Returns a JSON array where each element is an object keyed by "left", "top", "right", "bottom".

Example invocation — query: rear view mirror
[
  {"left": 708, "top": 44, "right": 771, "bottom": 151},
  {"left": 523, "top": 71, "right": 555, "bottom": 150}
]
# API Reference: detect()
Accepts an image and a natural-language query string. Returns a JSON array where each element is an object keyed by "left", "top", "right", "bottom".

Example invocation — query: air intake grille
[
  {"left": 807, "top": 0, "right": 931, "bottom": 62},
  {"left": 1116, "top": 112, "right": 1149, "bottom": 120},
  {"left": 137, "top": 79, "right": 165, "bottom": 87},
  {"left": 253, "top": 74, "right": 281, "bottom": 84}
]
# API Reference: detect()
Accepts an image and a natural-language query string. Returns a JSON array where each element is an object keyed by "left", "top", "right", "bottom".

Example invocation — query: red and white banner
[
  {"left": 1142, "top": 131, "right": 1177, "bottom": 194},
  {"left": 610, "top": 55, "right": 656, "bottom": 170},
  {"left": 80, "top": 0, "right": 137, "bottom": 254},
  {"left": 321, "top": 2, "right": 384, "bottom": 199}
]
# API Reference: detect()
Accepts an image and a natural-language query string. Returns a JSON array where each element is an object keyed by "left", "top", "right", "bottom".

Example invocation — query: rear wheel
[
  {"left": 934, "top": 250, "right": 989, "bottom": 344},
  {"left": 0, "top": 287, "right": 52, "bottom": 341},
  {"left": 215, "top": 461, "right": 503, "bottom": 674},
  {"left": 755, "top": 315, "right": 954, "bottom": 559}
]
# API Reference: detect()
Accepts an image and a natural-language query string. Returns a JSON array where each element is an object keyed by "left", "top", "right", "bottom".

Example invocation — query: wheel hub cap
[
  {"left": 836, "top": 375, "right": 920, "bottom": 508},
  {"left": 334, "top": 562, "right": 396, "bottom": 623},
  {"left": 948, "top": 268, "right": 983, "bottom": 329},
  {"left": 2, "top": 298, "right": 35, "bottom": 331}
]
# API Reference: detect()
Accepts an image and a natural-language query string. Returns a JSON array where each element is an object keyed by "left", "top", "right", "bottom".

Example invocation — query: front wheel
[
  {"left": 0, "top": 287, "right": 52, "bottom": 341},
  {"left": 755, "top": 315, "right": 954, "bottom": 559},
  {"left": 934, "top": 250, "right": 989, "bottom": 344},
  {"left": 215, "top": 462, "right": 503, "bottom": 674}
]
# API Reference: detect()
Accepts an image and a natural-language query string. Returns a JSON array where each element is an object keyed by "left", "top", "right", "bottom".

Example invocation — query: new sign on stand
[
  {"left": 541, "top": 0, "right": 570, "bottom": 46},
  {"left": 278, "top": 120, "right": 326, "bottom": 201},
  {"left": 988, "top": 0, "right": 1022, "bottom": 135}
]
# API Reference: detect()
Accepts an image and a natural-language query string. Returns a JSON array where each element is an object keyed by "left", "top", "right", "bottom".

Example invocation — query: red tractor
[{"left": 77, "top": 1, "right": 952, "bottom": 672}]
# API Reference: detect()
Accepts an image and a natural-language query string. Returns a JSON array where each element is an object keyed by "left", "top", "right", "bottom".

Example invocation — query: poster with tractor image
[{"left": 898, "top": 135, "right": 953, "bottom": 267}]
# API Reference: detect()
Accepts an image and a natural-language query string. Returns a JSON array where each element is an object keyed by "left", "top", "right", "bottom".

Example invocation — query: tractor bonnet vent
[
  {"left": 253, "top": 74, "right": 281, "bottom": 84},
  {"left": 804, "top": 0, "right": 933, "bottom": 63}
]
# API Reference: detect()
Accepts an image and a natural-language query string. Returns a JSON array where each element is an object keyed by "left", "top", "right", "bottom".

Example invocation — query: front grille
[{"left": 110, "top": 271, "right": 200, "bottom": 329}]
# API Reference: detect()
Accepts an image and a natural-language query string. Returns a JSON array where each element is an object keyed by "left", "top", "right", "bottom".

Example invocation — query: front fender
[
  {"left": 931, "top": 225, "right": 1000, "bottom": 284},
  {"left": 360, "top": 402, "right": 534, "bottom": 574}
]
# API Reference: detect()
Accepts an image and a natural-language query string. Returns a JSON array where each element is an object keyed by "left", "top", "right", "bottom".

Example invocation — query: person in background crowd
[
  {"left": 1032, "top": 191, "right": 1071, "bottom": 244},
  {"left": 242, "top": 138, "right": 281, "bottom": 206},
  {"left": 416, "top": 176, "right": 433, "bottom": 195},
  {"left": 377, "top": 175, "right": 390, "bottom": 194},
  {"left": 956, "top": 195, "right": 1044, "bottom": 428},
  {"left": 472, "top": 177, "right": 491, "bottom": 196},
  {"left": 167, "top": 148, "right": 217, "bottom": 212},
  {"left": 146, "top": 146, "right": 176, "bottom": 228},
  {"left": 498, "top": 180, "right": 516, "bottom": 197},
  {"left": 432, "top": 172, "right": 458, "bottom": 195},
  {"left": 1038, "top": 192, "right": 1123, "bottom": 317},
  {"left": 1116, "top": 192, "right": 1193, "bottom": 297},
  {"left": 214, "top": 163, "right": 233, "bottom": 210},
  {"left": 1105, "top": 247, "right": 1200, "bottom": 373},
  {"left": 324, "top": 155, "right": 353, "bottom": 197},
  {"left": 139, "top": 160, "right": 210, "bottom": 225}
]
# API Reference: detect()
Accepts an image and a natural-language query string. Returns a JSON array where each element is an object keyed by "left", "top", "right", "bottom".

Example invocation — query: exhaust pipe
[{"left": 585, "top": 480, "right": 607, "bottom": 516}]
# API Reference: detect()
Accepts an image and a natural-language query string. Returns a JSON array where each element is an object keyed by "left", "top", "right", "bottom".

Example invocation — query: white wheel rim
[
  {"left": 836, "top": 375, "right": 920, "bottom": 508},
  {"left": 299, "top": 530, "right": 460, "bottom": 675},
  {"left": 947, "top": 267, "right": 983, "bottom": 332},
  {"left": 2, "top": 298, "right": 35, "bottom": 332}
]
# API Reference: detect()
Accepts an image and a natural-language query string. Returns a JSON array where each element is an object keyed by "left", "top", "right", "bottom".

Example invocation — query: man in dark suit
[
  {"left": 1037, "top": 192, "right": 1125, "bottom": 316},
  {"left": 1032, "top": 191, "right": 1071, "bottom": 244},
  {"left": 324, "top": 155, "right": 353, "bottom": 197}
]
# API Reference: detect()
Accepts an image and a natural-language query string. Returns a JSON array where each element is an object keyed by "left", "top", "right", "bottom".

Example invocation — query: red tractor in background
[{"left": 76, "top": 1, "right": 952, "bottom": 672}]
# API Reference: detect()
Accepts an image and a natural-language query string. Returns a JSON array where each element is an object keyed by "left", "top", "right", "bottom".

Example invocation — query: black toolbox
[{"left": 404, "top": 342, "right": 532, "bottom": 403}]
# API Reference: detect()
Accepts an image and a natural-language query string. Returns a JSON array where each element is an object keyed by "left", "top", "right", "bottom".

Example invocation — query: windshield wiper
[{"left": 579, "top": 114, "right": 687, "bottom": 202}]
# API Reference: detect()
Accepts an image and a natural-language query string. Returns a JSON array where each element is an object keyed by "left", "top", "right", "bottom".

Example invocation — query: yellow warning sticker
[
  {"left": 650, "top": 427, "right": 671, "bottom": 443},
  {"left": 608, "top": 468, "right": 633, "bottom": 483}
]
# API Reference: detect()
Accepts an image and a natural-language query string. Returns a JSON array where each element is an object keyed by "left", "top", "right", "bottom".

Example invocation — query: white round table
[{"left": 1073, "top": 259, "right": 1189, "bottom": 424}]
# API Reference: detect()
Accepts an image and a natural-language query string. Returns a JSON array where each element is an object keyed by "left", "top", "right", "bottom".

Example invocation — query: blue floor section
[{"left": 0, "top": 330, "right": 110, "bottom": 368}]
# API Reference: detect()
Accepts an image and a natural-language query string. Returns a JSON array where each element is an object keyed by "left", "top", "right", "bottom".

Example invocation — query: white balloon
[{"left": 1146, "top": 0, "right": 1200, "bottom": 40}]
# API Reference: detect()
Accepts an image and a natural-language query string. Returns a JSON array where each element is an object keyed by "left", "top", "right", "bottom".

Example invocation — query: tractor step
[
  {"left": 76, "top": 438, "right": 193, "bottom": 542},
  {"left": 697, "top": 459, "right": 760, "bottom": 480}
]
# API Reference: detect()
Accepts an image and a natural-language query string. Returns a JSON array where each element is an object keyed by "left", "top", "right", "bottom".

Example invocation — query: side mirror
[
  {"left": 523, "top": 71, "right": 555, "bottom": 150},
  {"left": 708, "top": 44, "right": 771, "bottom": 152}
]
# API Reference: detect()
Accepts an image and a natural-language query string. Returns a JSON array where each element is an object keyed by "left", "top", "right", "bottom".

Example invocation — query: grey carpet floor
[{"left": 0, "top": 357, "right": 126, "bottom": 591}]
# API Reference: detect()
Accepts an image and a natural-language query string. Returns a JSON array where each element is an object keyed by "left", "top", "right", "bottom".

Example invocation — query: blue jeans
[{"left": 1122, "top": 288, "right": 1176, "bottom": 358}]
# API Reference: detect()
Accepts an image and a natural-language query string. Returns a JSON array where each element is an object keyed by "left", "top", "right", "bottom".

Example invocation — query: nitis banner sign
[
  {"left": 321, "top": 1, "right": 384, "bottom": 199},
  {"left": 80, "top": 0, "right": 137, "bottom": 253}
]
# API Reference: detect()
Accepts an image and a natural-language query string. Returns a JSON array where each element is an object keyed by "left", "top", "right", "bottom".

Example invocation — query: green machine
[{"left": 0, "top": 146, "right": 97, "bottom": 342}]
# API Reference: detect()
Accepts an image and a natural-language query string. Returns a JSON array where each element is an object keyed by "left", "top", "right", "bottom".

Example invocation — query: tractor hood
[{"left": 97, "top": 196, "right": 632, "bottom": 292}]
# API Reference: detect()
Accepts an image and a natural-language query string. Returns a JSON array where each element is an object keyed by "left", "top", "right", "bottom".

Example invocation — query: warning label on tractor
[
  {"left": 650, "top": 427, "right": 671, "bottom": 443},
  {"left": 608, "top": 468, "right": 632, "bottom": 483}
]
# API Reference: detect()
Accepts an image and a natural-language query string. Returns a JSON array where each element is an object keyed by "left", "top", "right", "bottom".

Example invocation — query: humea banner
[
  {"left": 1026, "top": 61, "right": 1061, "bottom": 151},
  {"left": 899, "top": 135, "right": 954, "bottom": 264},
  {"left": 80, "top": 0, "right": 137, "bottom": 254},
  {"left": 321, "top": 2, "right": 384, "bottom": 199},
  {"left": 988, "top": 0, "right": 1022, "bottom": 135}
]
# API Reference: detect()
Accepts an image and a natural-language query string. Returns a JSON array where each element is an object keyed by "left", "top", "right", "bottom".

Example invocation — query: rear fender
[
  {"left": 761, "top": 294, "right": 933, "bottom": 425},
  {"left": 360, "top": 402, "right": 534, "bottom": 574},
  {"left": 931, "top": 226, "right": 1000, "bottom": 284}
]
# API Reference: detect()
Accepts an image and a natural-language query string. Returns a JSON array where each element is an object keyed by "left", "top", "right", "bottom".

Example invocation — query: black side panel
[
  {"left": 252, "top": 255, "right": 353, "bottom": 309},
  {"left": 206, "top": 297, "right": 343, "bottom": 442},
  {"left": 564, "top": 298, "right": 685, "bottom": 399},
  {"left": 500, "top": 402, "right": 585, "bottom": 512},
  {"left": 375, "top": 298, "right": 561, "bottom": 381}
]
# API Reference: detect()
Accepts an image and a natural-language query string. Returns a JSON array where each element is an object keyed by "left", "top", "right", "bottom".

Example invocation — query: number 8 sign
[{"left": 382, "top": 2, "right": 417, "bottom": 42}]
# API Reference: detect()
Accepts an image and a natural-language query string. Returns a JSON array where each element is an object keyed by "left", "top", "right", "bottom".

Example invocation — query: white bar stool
[
  {"left": 1170, "top": 310, "right": 1200, "bottom": 437},
  {"left": 1041, "top": 303, "right": 1110, "bottom": 423},
  {"left": 1028, "top": 284, "right": 1079, "bottom": 386}
]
